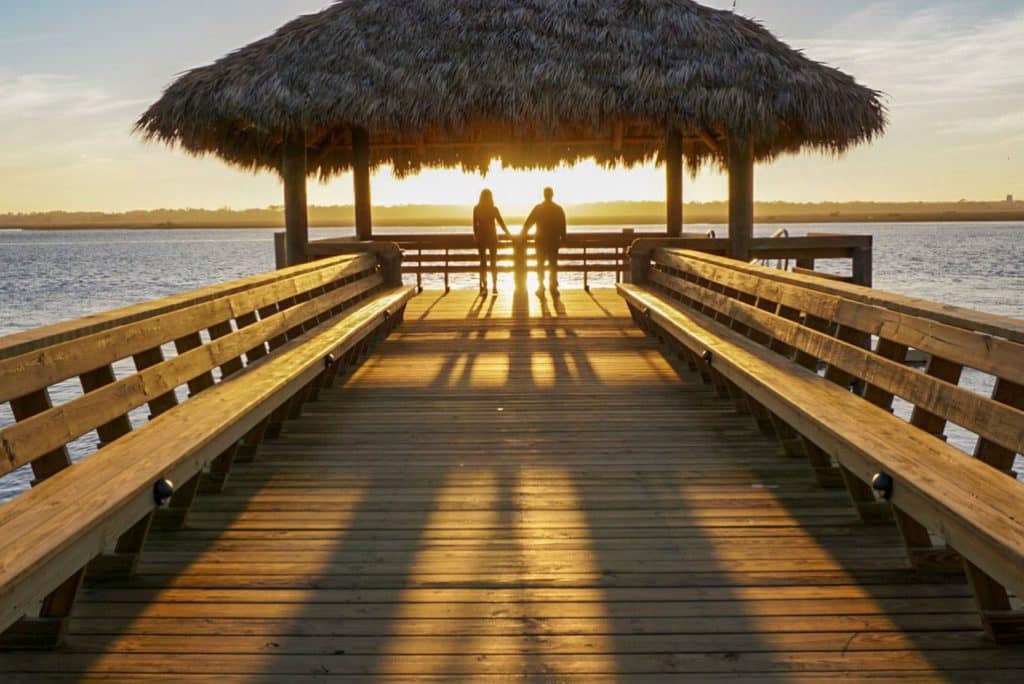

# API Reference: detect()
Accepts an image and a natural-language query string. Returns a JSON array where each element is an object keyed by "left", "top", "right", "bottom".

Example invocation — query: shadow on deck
[{"left": 7, "top": 290, "right": 1021, "bottom": 682}]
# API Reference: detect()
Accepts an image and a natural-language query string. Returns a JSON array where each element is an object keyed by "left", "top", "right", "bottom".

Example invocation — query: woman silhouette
[{"left": 472, "top": 189, "right": 511, "bottom": 295}]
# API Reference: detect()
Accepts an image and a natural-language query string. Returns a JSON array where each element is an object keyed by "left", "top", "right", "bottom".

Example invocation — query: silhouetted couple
[{"left": 473, "top": 187, "right": 567, "bottom": 296}]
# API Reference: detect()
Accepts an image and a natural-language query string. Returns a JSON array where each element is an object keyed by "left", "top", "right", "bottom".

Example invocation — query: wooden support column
[
  {"left": 0, "top": 569, "right": 84, "bottom": 649},
  {"left": 852, "top": 245, "right": 873, "bottom": 288},
  {"left": 200, "top": 443, "right": 241, "bottom": 494},
  {"left": 353, "top": 126, "right": 373, "bottom": 241},
  {"left": 282, "top": 128, "right": 309, "bottom": 266},
  {"left": 728, "top": 137, "right": 754, "bottom": 262},
  {"left": 87, "top": 512, "right": 154, "bottom": 580},
  {"left": 666, "top": 128, "right": 683, "bottom": 237}
]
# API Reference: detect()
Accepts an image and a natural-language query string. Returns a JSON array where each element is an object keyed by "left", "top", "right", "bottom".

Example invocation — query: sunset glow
[{"left": 1, "top": 1, "right": 1022, "bottom": 213}]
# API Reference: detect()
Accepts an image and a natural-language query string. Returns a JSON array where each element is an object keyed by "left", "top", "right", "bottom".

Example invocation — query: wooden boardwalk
[{"left": 4, "top": 289, "right": 1022, "bottom": 682}]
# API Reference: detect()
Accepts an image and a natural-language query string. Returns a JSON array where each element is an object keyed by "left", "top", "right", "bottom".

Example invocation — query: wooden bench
[
  {"left": 0, "top": 246, "right": 415, "bottom": 648},
  {"left": 621, "top": 247, "right": 1024, "bottom": 643}
]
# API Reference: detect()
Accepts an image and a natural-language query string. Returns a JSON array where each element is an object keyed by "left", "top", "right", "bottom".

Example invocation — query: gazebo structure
[{"left": 137, "top": 0, "right": 885, "bottom": 266}]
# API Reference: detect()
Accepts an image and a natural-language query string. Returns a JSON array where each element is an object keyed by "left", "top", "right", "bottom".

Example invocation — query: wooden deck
[{"left": 4, "top": 289, "right": 1022, "bottom": 682}]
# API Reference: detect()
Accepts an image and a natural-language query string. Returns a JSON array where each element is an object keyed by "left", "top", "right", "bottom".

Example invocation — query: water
[{"left": 1, "top": 223, "right": 1022, "bottom": 501}]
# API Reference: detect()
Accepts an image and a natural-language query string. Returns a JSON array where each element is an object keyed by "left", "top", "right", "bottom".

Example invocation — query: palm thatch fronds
[{"left": 136, "top": 0, "right": 886, "bottom": 178}]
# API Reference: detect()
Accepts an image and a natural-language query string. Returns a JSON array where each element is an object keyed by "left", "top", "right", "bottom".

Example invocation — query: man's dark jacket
[{"left": 523, "top": 201, "right": 567, "bottom": 249}]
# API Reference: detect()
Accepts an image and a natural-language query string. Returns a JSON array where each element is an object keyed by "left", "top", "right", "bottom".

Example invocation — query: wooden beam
[
  {"left": 353, "top": 127, "right": 373, "bottom": 241},
  {"left": 728, "top": 137, "right": 754, "bottom": 262},
  {"left": 282, "top": 128, "right": 309, "bottom": 266},
  {"left": 665, "top": 129, "right": 683, "bottom": 238}
]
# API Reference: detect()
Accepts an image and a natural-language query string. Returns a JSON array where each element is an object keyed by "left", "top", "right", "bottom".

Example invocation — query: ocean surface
[{"left": 1, "top": 222, "right": 1022, "bottom": 502}]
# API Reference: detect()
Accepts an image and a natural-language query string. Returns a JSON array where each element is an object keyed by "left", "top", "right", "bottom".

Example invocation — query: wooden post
[
  {"left": 728, "top": 137, "right": 754, "bottom": 262},
  {"left": 666, "top": 129, "right": 683, "bottom": 237},
  {"left": 630, "top": 250, "right": 651, "bottom": 286},
  {"left": 353, "top": 126, "right": 373, "bottom": 241},
  {"left": 274, "top": 232, "right": 288, "bottom": 270},
  {"left": 620, "top": 228, "right": 635, "bottom": 284},
  {"left": 852, "top": 245, "right": 873, "bottom": 287},
  {"left": 282, "top": 128, "right": 309, "bottom": 266},
  {"left": 10, "top": 391, "right": 72, "bottom": 484},
  {"left": 376, "top": 243, "right": 405, "bottom": 287}
]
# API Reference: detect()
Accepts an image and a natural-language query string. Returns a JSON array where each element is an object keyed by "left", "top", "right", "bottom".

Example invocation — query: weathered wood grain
[{"left": 4, "top": 290, "right": 1018, "bottom": 680}]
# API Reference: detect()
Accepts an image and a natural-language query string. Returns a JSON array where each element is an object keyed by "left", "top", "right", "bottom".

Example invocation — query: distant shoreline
[
  {"left": 4, "top": 200, "right": 1024, "bottom": 230},
  {"left": 3, "top": 211, "right": 1024, "bottom": 231}
]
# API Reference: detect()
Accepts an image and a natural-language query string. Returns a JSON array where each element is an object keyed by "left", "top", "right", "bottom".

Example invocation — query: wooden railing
[
  {"left": 621, "top": 248, "right": 1024, "bottom": 642},
  {"left": 307, "top": 230, "right": 656, "bottom": 290},
  {"left": 0, "top": 246, "right": 414, "bottom": 648},
  {"left": 305, "top": 231, "right": 874, "bottom": 290}
]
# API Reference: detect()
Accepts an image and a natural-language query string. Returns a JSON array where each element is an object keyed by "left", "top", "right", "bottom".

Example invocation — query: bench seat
[
  {"left": 619, "top": 282, "right": 1024, "bottom": 607},
  {"left": 0, "top": 278, "right": 413, "bottom": 639}
]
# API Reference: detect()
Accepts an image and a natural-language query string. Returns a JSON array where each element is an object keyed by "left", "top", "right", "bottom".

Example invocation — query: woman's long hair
[{"left": 477, "top": 189, "right": 494, "bottom": 209}]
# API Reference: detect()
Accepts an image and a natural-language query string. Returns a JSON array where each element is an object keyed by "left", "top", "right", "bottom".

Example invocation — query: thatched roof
[{"left": 137, "top": 0, "right": 886, "bottom": 178}]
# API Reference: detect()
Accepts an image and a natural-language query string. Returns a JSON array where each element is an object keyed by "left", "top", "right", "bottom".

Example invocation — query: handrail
[
  {"left": 0, "top": 250, "right": 415, "bottom": 648},
  {"left": 0, "top": 255, "right": 369, "bottom": 361},
  {"left": 622, "top": 246, "right": 1024, "bottom": 642},
  {"left": 308, "top": 231, "right": 875, "bottom": 288},
  {"left": 751, "top": 228, "right": 791, "bottom": 270},
  {"left": 630, "top": 234, "right": 874, "bottom": 287},
  {"left": 683, "top": 250, "right": 1024, "bottom": 345}
]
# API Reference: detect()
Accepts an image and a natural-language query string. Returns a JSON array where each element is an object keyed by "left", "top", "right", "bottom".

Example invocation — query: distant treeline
[{"left": 2, "top": 200, "right": 1023, "bottom": 229}]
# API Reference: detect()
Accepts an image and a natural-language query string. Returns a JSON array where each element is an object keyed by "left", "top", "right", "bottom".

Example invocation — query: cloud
[
  {"left": 0, "top": 31, "right": 71, "bottom": 48},
  {"left": 948, "top": 111, "right": 1024, "bottom": 135},
  {"left": 0, "top": 74, "right": 148, "bottom": 120},
  {"left": 795, "top": 1, "right": 1024, "bottom": 149},
  {"left": 801, "top": 2, "right": 1024, "bottom": 102}
]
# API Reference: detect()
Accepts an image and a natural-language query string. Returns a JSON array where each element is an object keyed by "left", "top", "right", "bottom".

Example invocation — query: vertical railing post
[
  {"left": 274, "top": 232, "right": 288, "bottom": 270},
  {"left": 621, "top": 228, "right": 635, "bottom": 284},
  {"left": 444, "top": 248, "right": 450, "bottom": 293},
  {"left": 375, "top": 243, "right": 404, "bottom": 288},
  {"left": 630, "top": 242, "right": 652, "bottom": 286},
  {"left": 852, "top": 244, "right": 873, "bottom": 287},
  {"left": 583, "top": 244, "right": 589, "bottom": 291}
]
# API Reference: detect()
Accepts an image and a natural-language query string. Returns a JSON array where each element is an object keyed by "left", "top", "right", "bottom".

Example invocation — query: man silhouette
[{"left": 521, "top": 187, "right": 567, "bottom": 296}]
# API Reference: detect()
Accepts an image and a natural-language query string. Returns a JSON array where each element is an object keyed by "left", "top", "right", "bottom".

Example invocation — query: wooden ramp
[{"left": 5, "top": 290, "right": 1022, "bottom": 682}]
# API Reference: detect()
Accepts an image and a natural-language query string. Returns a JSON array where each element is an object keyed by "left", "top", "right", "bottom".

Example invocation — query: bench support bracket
[{"left": 0, "top": 569, "right": 84, "bottom": 650}]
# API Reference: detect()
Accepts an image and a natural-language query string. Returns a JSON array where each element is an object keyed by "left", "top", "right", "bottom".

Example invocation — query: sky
[{"left": 0, "top": 0, "right": 1022, "bottom": 212}]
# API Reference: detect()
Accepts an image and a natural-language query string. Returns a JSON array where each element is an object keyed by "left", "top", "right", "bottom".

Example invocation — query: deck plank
[{"left": 3, "top": 289, "right": 1021, "bottom": 681}]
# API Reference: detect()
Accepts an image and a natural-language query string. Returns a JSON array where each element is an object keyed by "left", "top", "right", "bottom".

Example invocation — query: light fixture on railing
[
  {"left": 153, "top": 479, "right": 175, "bottom": 507},
  {"left": 871, "top": 472, "right": 894, "bottom": 501}
]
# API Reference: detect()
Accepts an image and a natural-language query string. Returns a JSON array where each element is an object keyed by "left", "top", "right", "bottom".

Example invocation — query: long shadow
[
  {"left": 41, "top": 327, "right": 452, "bottom": 681},
  {"left": 568, "top": 347, "right": 792, "bottom": 677},
  {"left": 569, "top": 327, "right": 988, "bottom": 679},
  {"left": 426, "top": 290, "right": 495, "bottom": 389},
  {"left": 33, "top": 289, "right": 981, "bottom": 680},
  {"left": 504, "top": 296, "right": 760, "bottom": 676}
]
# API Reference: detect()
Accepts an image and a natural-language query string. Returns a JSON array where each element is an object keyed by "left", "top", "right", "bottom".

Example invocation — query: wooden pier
[{"left": 1, "top": 244, "right": 1023, "bottom": 681}]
